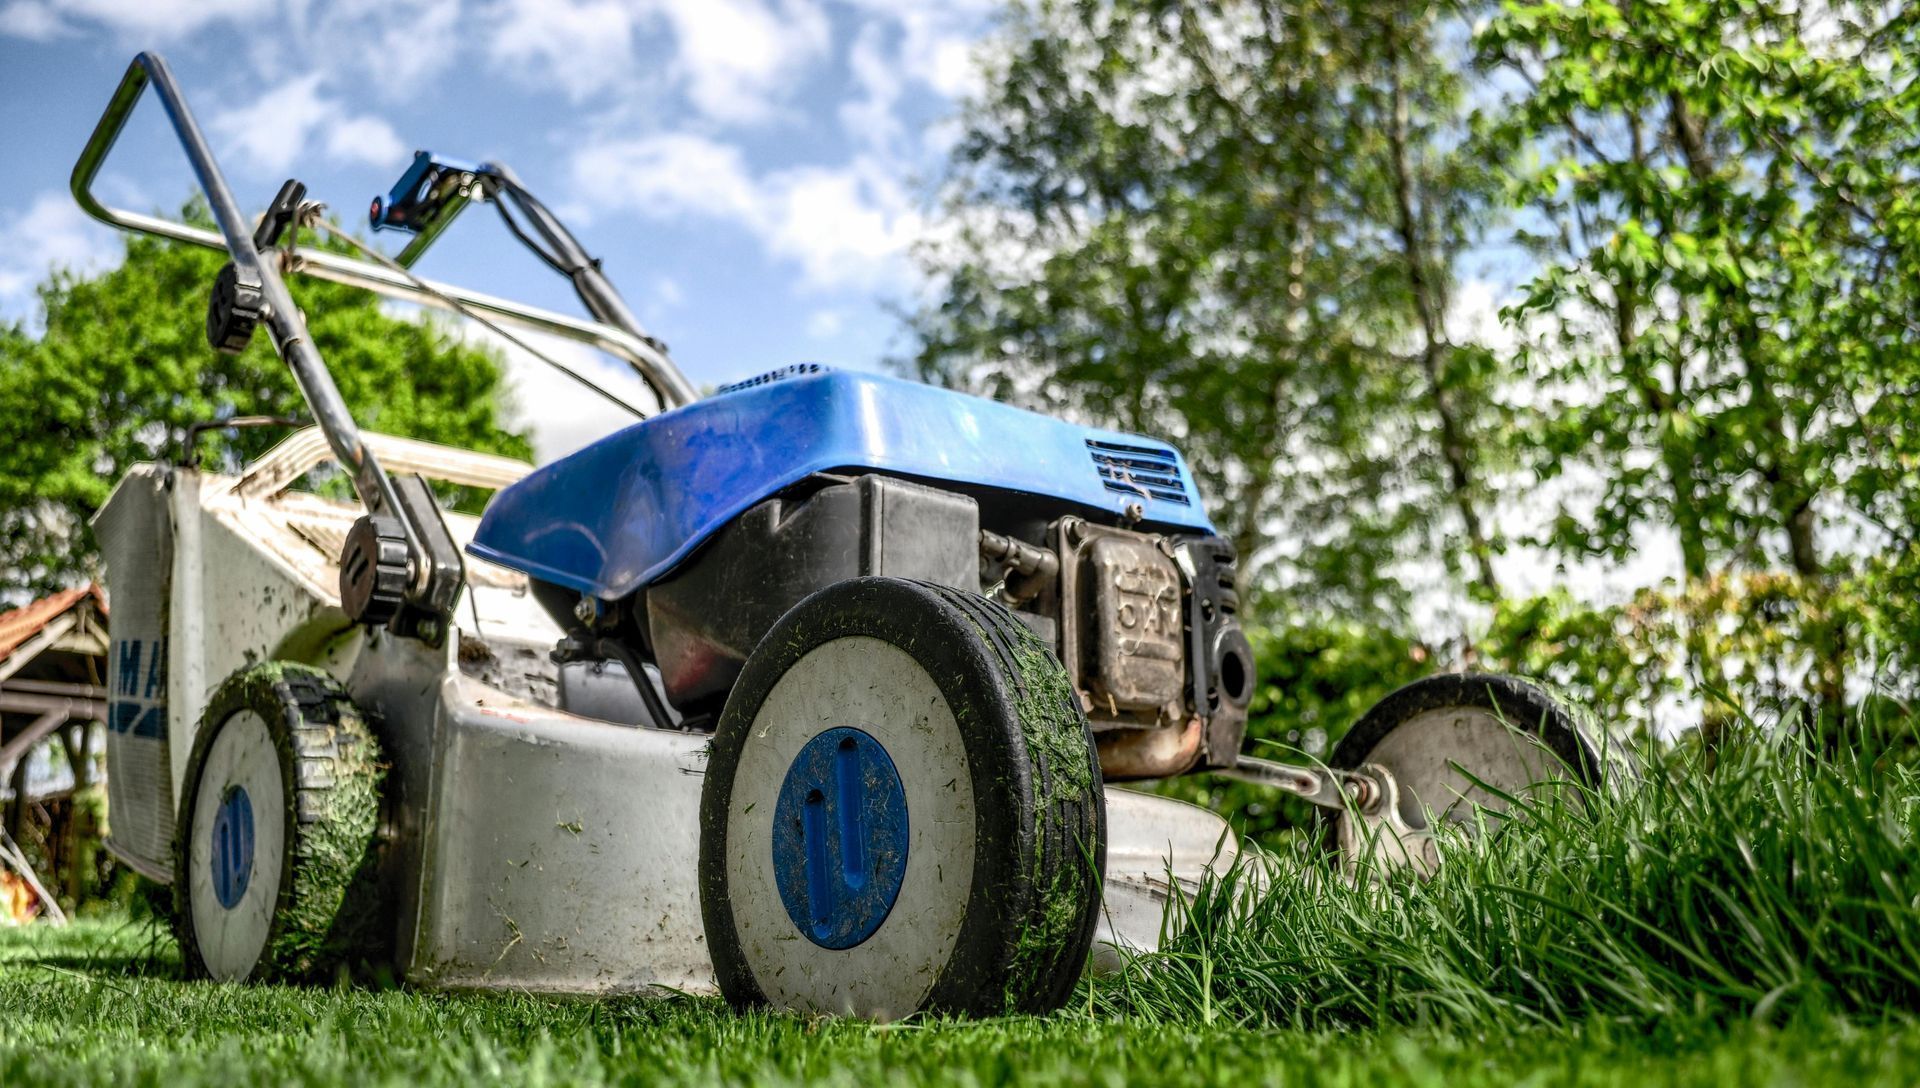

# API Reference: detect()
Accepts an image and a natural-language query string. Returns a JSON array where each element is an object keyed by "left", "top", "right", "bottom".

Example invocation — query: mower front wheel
[
  {"left": 699, "top": 577, "right": 1105, "bottom": 1020},
  {"left": 173, "top": 662, "right": 387, "bottom": 982}
]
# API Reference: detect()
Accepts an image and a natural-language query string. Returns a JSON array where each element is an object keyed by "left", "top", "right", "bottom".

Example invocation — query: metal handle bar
[
  {"left": 72, "top": 51, "right": 481, "bottom": 627},
  {"left": 481, "top": 161, "right": 659, "bottom": 351},
  {"left": 71, "top": 52, "right": 406, "bottom": 522},
  {"left": 70, "top": 55, "right": 697, "bottom": 411}
]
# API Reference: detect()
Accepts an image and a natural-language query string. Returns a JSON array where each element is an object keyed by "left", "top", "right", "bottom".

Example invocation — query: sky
[{"left": 0, "top": 0, "right": 999, "bottom": 461}]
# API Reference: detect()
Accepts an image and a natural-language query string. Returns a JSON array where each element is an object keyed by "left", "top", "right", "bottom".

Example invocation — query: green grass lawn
[
  {"left": 0, "top": 913, "right": 1911, "bottom": 1086},
  {"left": 7, "top": 736, "right": 1920, "bottom": 1085}
]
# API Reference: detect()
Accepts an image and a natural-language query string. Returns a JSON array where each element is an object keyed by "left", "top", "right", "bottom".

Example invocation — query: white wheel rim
[
  {"left": 1360, "top": 706, "right": 1565, "bottom": 826},
  {"left": 188, "top": 709, "right": 286, "bottom": 980},
  {"left": 724, "top": 636, "right": 977, "bottom": 1018}
]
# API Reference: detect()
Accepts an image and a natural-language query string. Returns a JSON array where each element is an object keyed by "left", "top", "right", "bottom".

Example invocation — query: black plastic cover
[
  {"left": 1177, "top": 536, "right": 1252, "bottom": 768},
  {"left": 645, "top": 474, "right": 979, "bottom": 713}
]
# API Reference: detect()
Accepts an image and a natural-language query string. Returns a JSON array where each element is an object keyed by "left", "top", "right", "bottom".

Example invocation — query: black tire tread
[
  {"left": 921, "top": 582, "right": 1106, "bottom": 1013},
  {"left": 699, "top": 576, "right": 1106, "bottom": 1019},
  {"left": 172, "top": 662, "right": 386, "bottom": 983},
  {"left": 1330, "top": 672, "right": 1613, "bottom": 785}
]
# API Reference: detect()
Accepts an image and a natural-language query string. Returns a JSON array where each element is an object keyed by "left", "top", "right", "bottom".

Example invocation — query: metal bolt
[
  {"left": 574, "top": 595, "right": 598, "bottom": 625},
  {"left": 1348, "top": 776, "right": 1378, "bottom": 811},
  {"left": 1123, "top": 501, "right": 1145, "bottom": 522}
]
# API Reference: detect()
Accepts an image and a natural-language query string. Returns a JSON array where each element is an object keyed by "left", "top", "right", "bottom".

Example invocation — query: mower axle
[{"left": 1219, "top": 755, "right": 1381, "bottom": 812}]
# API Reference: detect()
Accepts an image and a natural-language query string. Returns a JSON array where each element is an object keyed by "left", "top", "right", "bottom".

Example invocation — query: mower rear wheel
[
  {"left": 1330, "top": 673, "right": 1618, "bottom": 835},
  {"left": 173, "top": 662, "right": 386, "bottom": 982},
  {"left": 699, "top": 577, "right": 1105, "bottom": 1020}
]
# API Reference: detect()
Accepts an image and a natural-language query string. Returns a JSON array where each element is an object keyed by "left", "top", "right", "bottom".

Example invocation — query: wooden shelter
[{"left": 0, "top": 585, "right": 108, "bottom": 921}]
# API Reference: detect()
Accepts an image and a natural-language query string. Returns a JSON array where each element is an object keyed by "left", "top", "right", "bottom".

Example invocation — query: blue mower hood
[{"left": 468, "top": 366, "right": 1216, "bottom": 599}]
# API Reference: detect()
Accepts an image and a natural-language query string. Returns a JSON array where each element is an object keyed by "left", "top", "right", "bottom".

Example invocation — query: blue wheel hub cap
[
  {"left": 210, "top": 785, "right": 254, "bottom": 910},
  {"left": 772, "top": 727, "right": 909, "bottom": 949}
]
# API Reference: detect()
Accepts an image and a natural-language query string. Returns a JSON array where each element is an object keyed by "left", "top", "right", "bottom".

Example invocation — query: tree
[
  {"left": 1478, "top": 0, "right": 1920, "bottom": 740},
  {"left": 0, "top": 209, "right": 533, "bottom": 597},
  {"left": 912, "top": 0, "right": 1506, "bottom": 624}
]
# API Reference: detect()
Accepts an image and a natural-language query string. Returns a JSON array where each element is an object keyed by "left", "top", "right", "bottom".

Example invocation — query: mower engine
[
  {"left": 1021, "top": 518, "right": 1252, "bottom": 778},
  {"left": 478, "top": 367, "right": 1255, "bottom": 783}
]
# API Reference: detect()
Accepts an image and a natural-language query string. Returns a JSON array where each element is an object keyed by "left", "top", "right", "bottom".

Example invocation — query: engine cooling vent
[
  {"left": 716, "top": 363, "right": 828, "bottom": 396},
  {"left": 1086, "top": 439, "right": 1191, "bottom": 506}
]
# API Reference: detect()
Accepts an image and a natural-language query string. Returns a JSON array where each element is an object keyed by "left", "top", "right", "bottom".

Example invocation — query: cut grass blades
[{"left": 1093, "top": 725, "right": 1920, "bottom": 1033}]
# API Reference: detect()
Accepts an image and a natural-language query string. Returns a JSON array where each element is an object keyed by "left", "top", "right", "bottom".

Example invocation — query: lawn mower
[{"left": 74, "top": 52, "right": 1618, "bottom": 1018}]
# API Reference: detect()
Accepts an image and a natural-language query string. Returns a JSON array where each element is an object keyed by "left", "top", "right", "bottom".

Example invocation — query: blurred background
[{"left": 0, "top": 0, "right": 1915, "bottom": 910}]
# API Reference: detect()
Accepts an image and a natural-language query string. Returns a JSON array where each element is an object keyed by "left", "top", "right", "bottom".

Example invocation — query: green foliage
[
  {"left": 1482, "top": 574, "right": 1908, "bottom": 750},
  {"left": 919, "top": 0, "right": 1920, "bottom": 742},
  {"left": 1477, "top": 0, "right": 1920, "bottom": 726},
  {"left": 1479, "top": 588, "right": 1684, "bottom": 732},
  {"left": 0, "top": 207, "right": 532, "bottom": 596},
  {"left": 914, "top": 0, "right": 1509, "bottom": 619}
]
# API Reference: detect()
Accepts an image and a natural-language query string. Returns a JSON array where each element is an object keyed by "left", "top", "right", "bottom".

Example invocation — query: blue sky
[{"left": 0, "top": 0, "right": 998, "bottom": 460}]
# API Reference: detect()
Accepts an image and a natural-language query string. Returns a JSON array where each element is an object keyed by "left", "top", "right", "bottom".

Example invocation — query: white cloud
[
  {"left": 758, "top": 162, "right": 923, "bottom": 290},
  {"left": 0, "top": 1, "right": 69, "bottom": 39},
  {"left": 0, "top": 192, "right": 121, "bottom": 317},
  {"left": 452, "top": 321, "right": 657, "bottom": 462},
  {"left": 572, "top": 134, "right": 925, "bottom": 291},
  {"left": 648, "top": 275, "right": 685, "bottom": 310},
  {"left": 0, "top": 0, "right": 466, "bottom": 94},
  {"left": 571, "top": 133, "right": 762, "bottom": 222},
  {"left": 293, "top": 0, "right": 465, "bottom": 94},
  {"left": 484, "top": 0, "right": 829, "bottom": 121},
  {"left": 840, "top": 0, "right": 996, "bottom": 100},
  {"left": 324, "top": 114, "right": 407, "bottom": 166},
  {"left": 480, "top": 0, "right": 988, "bottom": 124},
  {"left": 839, "top": 22, "right": 903, "bottom": 151},
  {"left": 485, "top": 0, "right": 644, "bottom": 103},
  {"left": 2, "top": 0, "right": 265, "bottom": 39},
  {"left": 210, "top": 74, "right": 405, "bottom": 175},
  {"left": 651, "top": 0, "right": 829, "bottom": 123},
  {"left": 805, "top": 308, "right": 843, "bottom": 338}
]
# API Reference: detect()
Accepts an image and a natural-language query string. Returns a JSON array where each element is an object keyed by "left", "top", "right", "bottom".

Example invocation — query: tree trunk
[
  {"left": 1667, "top": 92, "right": 1842, "bottom": 744},
  {"left": 1382, "top": 19, "right": 1500, "bottom": 600}
]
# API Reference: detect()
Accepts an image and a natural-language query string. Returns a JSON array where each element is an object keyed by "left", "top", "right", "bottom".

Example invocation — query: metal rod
[
  {"left": 1217, "top": 754, "right": 1376, "bottom": 811},
  {"left": 487, "top": 162, "right": 660, "bottom": 346},
  {"left": 0, "top": 693, "right": 108, "bottom": 723},
  {"left": 73, "top": 56, "right": 360, "bottom": 476},
  {"left": 67, "top": 52, "right": 493, "bottom": 611},
  {"left": 291, "top": 217, "right": 696, "bottom": 405},
  {"left": 0, "top": 827, "right": 67, "bottom": 926},
  {"left": 0, "top": 680, "right": 107, "bottom": 700},
  {"left": 70, "top": 208, "right": 694, "bottom": 406},
  {"left": 0, "top": 709, "right": 69, "bottom": 781}
]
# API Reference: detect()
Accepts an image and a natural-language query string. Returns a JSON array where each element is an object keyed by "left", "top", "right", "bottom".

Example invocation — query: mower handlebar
[
  {"left": 69, "top": 52, "right": 696, "bottom": 412},
  {"left": 71, "top": 52, "right": 390, "bottom": 505}
]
